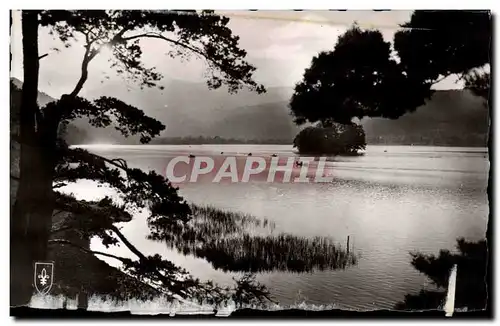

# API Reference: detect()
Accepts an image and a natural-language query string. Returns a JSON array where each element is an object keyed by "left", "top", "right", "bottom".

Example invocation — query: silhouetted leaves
[
  {"left": 232, "top": 274, "right": 273, "bottom": 308},
  {"left": 121, "top": 253, "right": 274, "bottom": 306},
  {"left": 49, "top": 96, "right": 165, "bottom": 144},
  {"left": 465, "top": 71, "right": 490, "bottom": 101},
  {"left": 55, "top": 145, "right": 191, "bottom": 220},
  {"left": 290, "top": 26, "right": 431, "bottom": 125},
  {"left": 54, "top": 146, "right": 127, "bottom": 190},
  {"left": 53, "top": 193, "right": 124, "bottom": 248},
  {"left": 395, "top": 238, "right": 487, "bottom": 311}
]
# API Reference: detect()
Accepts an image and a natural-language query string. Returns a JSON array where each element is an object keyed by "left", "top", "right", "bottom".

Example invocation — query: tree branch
[
  {"left": 123, "top": 33, "right": 204, "bottom": 56},
  {"left": 69, "top": 27, "right": 130, "bottom": 98},
  {"left": 456, "top": 72, "right": 468, "bottom": 82},
  {"left": 109, "top": 225, "right": 147, "bottom": 261},
  {"left": 53, "top": 182, "right": 67, "bottom": 189},
  {"left": 121, "top": 33, "right": 220, "bottom": 70},
  {"left": 111, "top": 27, "right": 129, "bottom": 44},
  {"left": 80, "top": 150, "right": 133, "bottom": 174},
  {"left": 48, "top": 238, "right": 132, "bottom": 264},
  {"left": 69, "top": 37, "right": 93, "bottom": 97},
  {"left": 109, "top": 225, "right": 186, "bottom": 297},
  {"left": 431, "top": 74, "right": 449, "bottom": 86},
  {"left": 38, "top": 53, "right": 49, "bottom": 60}
]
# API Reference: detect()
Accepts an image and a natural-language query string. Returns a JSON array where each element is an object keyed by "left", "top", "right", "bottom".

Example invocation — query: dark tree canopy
[
  {"left": 394, "top": 10, "right": 491, "bottom": 82},
  {"left": 290, "top": 27, "right": 431, "bottom": 125},
  {"left": 290, "top": 11, "right": 491, "bottom": 126}
]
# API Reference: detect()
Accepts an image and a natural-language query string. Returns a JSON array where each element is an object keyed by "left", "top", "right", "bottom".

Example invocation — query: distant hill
[
  {"left": 198, "top": 101, "right": 300, "bottom": 140},
  {"left": 75, "top": 79, "right": 296, "bottom": 143},
  {"left": 10, "top": 78, "right": 89, "bottom": 145},
  {"left": 11, "top": 77, "right": 489, "bottom": 147},
  {"left": 10, "top": 77, "right": 56, "bottom": 139},
  {"left": 11, "top": 77, "right": 55, "bottom": 107},
  {"left": 361, "top": 90, "right": 489, "bottom": 147}
]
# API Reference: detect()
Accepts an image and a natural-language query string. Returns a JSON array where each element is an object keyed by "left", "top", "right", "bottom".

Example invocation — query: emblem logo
[{"left": 34, "top": 262, "right": 54, "bottom": 295}]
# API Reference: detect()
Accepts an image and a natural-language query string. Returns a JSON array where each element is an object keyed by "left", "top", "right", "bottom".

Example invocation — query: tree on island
[
  {"left": 12, "top": 10, "right": 357, "bottom": 309},
  {"left": 289, "top": 11, "right": 490, "bottom": 153},
  {"left": 293, "top": 123, "right": 366, "bottom": 155}
]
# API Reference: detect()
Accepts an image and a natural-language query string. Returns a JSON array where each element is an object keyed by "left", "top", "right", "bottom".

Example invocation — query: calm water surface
[{"left": 68, "top": 145, "right": 489, "bottom": 310}]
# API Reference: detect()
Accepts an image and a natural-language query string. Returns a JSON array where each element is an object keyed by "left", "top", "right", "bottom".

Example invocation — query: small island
[{"left": 293, "top": 122, "right": 366, "bottom": 156}]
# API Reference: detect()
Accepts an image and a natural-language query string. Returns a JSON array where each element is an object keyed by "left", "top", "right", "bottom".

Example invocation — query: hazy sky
[{"left": 10, "top": 10, "right": 463, "bottom": 98}]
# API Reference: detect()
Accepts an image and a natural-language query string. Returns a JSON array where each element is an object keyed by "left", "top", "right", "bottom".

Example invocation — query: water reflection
[{"left": 155, "top": 204, "right": 358, "bottom": 273}]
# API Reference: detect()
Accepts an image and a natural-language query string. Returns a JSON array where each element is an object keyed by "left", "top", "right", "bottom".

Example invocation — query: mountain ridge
[{"left": 10, "top": 77, "right": 489, "bottom": 147}]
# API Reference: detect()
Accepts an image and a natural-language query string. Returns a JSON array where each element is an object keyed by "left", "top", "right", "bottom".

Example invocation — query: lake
[{"left": 66, "top": 144, "right": 489, "bottom": 310}]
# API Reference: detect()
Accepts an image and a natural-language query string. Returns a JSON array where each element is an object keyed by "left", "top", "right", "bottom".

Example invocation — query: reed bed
[
  {"left": 189, "top": 204, "right": 276, "bottom": 238},
  {"left": 158, "top": 204, "right": 357, "bottom": 273},
  {"left": 195, "top": 234, "right": 357, "bottom": 273}
]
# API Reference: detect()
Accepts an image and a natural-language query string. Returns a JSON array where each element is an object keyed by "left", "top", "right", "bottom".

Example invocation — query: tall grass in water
[
  {"left": 189, "top": 204, "right": 276, "bottom": 238},
  {"left": 160, "top": 204, "right": 357, "bottom": 273},
  {"left": 196, "top": 234, "right": 357, "bottom": 273}
]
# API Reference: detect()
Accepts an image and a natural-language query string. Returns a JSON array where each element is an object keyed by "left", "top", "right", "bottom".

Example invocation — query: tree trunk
[
  {"left": 11, "top": 146, "right": 55, "bottom": 306},
  {"left": 10, "top": 10, "right": 55, "bottom": 307},
  {"left": 11, "top": 12, "right": 81, "bottom": 307}
]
